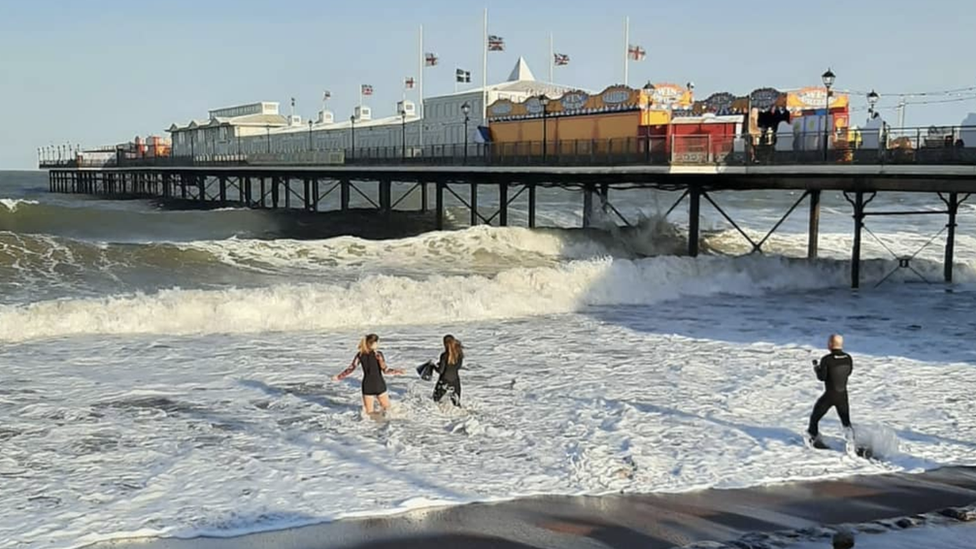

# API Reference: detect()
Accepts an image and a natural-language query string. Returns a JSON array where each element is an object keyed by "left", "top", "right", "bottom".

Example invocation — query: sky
[{"left": 1, "top": 0, "right": 974, "bottom": 169}]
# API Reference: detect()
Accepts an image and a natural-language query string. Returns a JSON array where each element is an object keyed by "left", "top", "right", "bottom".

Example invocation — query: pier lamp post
[
  {"left": 400, "top": 107, "right": 407, "bottom": 161},
  {"left": 350, "top": 115, "right": 357, "bottom": 162},
  {"left": 308, "top": 119, "right": 314, "bottom": 152},
  {"left": 821, "top": 68, "right": 835, "bottom": 162},
  {"left": 539, "top": 95, "right": 551, "bottom": 162},
  {"left": 867, "top": 89, "right": 880, "bottom": 119},
  {"left": 461, "top": 102, "right": 471, "bottom": 163},
  {"left": 265, "top": 125, "right": 272, "bottom": 154}
]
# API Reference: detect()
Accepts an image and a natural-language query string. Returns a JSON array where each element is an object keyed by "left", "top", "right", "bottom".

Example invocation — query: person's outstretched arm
[
  {"left": 333, "top": 355, "right": 359, "bottom": 381},
  {"left": 377, "top": 352, "right": 404, "bottom": 375}
]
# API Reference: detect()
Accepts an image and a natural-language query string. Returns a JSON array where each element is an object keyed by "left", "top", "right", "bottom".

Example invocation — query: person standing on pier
[
  {"left": 807, "top": 334, "right": 854, "bottom": 448},
  {"left": 333, "top": 334, "right": 404, "bottom": 416},
  {"left": 432, "top": 334, "right": 464, "bottom": 407}
]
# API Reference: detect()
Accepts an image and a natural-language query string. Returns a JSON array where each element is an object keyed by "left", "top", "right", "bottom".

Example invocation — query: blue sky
[{"left": 1, "top": 0, "right": 974, "bottom": 169}]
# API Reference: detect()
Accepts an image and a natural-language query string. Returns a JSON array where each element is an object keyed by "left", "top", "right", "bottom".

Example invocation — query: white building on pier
[{"left": 167, "top": 57, "right": 577, "bottom": 157}]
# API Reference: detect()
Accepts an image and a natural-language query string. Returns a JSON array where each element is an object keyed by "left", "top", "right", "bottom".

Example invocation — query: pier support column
[
  {"left": 304, "top": 178, "right": 312, "bottom": 211},
  {"left": 528, "top": 183, "right": 536, "bottom": 228},
  {"left": 271, "top": 177, "right": 280, "bottom": 209},
  {"left": 311, "top": 178, "right": 320, "bottom": 211},
  {"left": 244, "top": 176, "right": 252, "bottom": 206},
  {"left": 808, "top": 190, "right": 821, "bottom": 259},
  {"left": 470, "top": 182, "right": 478, "bottom": 226},
  {"left": 179, "top": 174, "right": 186, "bottom": 200},
  {"left": 238, "top": 176, "right": 245, "bottom": 204},
  {"left": 197, "top": 175, "right": 206, "bottom": 203},
  {"left": 162, "top": 173, "right": 171, "bottom": 198},
  {"left": 260, "top": 177, "right": 267, "bottom": 208},
  {"left": 436, "top": 182, "right": 445, "bottom": 231},
  {"left": 688, "top": 185, "right": 701, "bottom": 257},
  {"left": 340, "top": 179, "right": 350, "bottom": 210},
  {"left": 499, "top": 182, "right": 509, "bottom": 227},
  {"left": 851, "top": 191, "right": 865, "bottom": 289},
  {"left": 420, "top": 182, "right": 428, "bottom": 212},
  {"left": 582, "top": 183, "right": 596, "bottom": 228},
  {"left": 219, "top": 176, "right": 227, "bottom": 202},
  {"left": 284, "top": 177, "right": 291, "bottom": 209},
  {"left": 945, "top": 192, "right": 959, "bottom": 283},
  {"left": 379, "top": 179, "right": 392, "bottom": 214},
  {"left": 600, "top": 183, "right": 610, "bottom": 215}
]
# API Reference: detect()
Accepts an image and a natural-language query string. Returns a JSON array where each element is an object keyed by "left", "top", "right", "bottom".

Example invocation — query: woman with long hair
[
  {"left": 433, "top": 334, "right": 464, "bottom": 407},
  {"left": 333, "top": 333, "right": 404, "bottom": 415}
]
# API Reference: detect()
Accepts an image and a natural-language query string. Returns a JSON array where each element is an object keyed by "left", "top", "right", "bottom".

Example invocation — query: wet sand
[{"left": 89, "top": 466, "right": 976, "bottom": 549}]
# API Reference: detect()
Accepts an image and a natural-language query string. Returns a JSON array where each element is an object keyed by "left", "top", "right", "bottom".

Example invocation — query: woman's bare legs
[
  {"left": 376, "top": 392, "right": 392, "bottom": 412},
  {"left": 362, "top": 395, "right": 375, "bottom": 415}
]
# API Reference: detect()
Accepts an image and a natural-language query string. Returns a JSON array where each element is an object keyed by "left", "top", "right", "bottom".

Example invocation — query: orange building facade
[{"left": 486, "top": 83, "right": 850, "bottom": 161}]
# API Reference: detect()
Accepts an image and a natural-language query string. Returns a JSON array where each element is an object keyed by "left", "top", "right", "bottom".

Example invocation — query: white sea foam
[
  {"left": 3, "top": 309, "right": 976, "bottom": 549},
  {"left": 3, "top": 254, "right": 970, "bottom": 342},
  {"left": 0, "top": 197, "right": 40, "bottom": 212}
]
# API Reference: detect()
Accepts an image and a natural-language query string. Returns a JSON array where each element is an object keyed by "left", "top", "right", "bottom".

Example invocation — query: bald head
[{"left": 828, "top": 334, "right": 844, "bottom": 351}]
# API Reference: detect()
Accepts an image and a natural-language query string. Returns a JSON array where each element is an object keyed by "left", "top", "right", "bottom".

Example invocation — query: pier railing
[{"left": 39, "top": 126, "right": 976, "bottom": 169}]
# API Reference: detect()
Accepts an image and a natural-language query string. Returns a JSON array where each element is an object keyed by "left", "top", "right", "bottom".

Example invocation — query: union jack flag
[
  {"left": 487, "top": 35, "right": 505, "bottom": 51},
  {"left": 361, "top": 84, "right": 373, "bottom": 96},
  {"left": 322, "top": 90, "right": 331, "bottom": 101},
  {"left": 554, "top": 53, "right": 570, "bottom": 66},
  {"left": 628, "top": 44, "right": 646, "bottom": 61},
  {"left": 404, "top": 77, "right": 415, "bottom": 89},
  {"left": 425, "top": 52, "right": 439, "bottom": 66}
]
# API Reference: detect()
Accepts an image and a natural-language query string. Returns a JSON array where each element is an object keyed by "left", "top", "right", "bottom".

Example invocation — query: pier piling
[
  {"left": 851, "top": 191, "right": 865, "bottom": 289},
  {"left": 808, "top": 189, "right": 821, "bottom": 259},
  {"left": 340, "top": 179, "right": 350, "bottom": 210},
  {"left": 688, "top": 185, "right": 701, "bottom": 257},
  {"left": 582, "top": 183, "right": 595, "bottom": 228},
  {"left": 528, "top": 183, "right": 536, "bottom": 228},
  {"left": 436, "top": 182, "right": 445, "bottom": 230},
  {"left": 499, "top": 183, "right": 509, "bottom": 227},
  {"left": 470, "top": 182, "right": 478, "bottom": 226},
  {"left": 945, "top": 192, "right": 959, "bottom": 283}
]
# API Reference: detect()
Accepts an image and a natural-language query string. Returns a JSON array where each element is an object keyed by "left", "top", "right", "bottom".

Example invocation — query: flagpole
[
  {"left": 623, "top": 16, "right": 630, "bottom": 87},
  {"left": 549, "top": 31, "right": 554, "bottom": 83},
  {"left": 482, "top": 7, "right": 488, "bottom": 124},
  {"left": 419, "top": 25, "right": 424, "bottom": 148}
]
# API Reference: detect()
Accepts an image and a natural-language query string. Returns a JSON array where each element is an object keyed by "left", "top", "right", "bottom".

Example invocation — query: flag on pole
[
  {"left": 554, "top": 53, "right": 570, "bottom": 66},
  {"left": 455, "top": 68, "right": 471, "bottom": 83},
  {"left": 628, "top": 44, "right": 646, "bottom": 61},
  {"left": 487, "top": 35, "right": 505, "bottom": 51},
  {"left": 290, "top": 97, "right": 296, "bottom": 108},
  {"left": 322, "top": 90, "right": 331, "bottom": 101},
  {"left": 405, "top": 77, "right": 416, "bottom": 89},
  {"left": 425, "top": 53, "right": 439, "bottom": 66},
  {"left": 361, "top": 84, "right": 374, "bottom": 96}
]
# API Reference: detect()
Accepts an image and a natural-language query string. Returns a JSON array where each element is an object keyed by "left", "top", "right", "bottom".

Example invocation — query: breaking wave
[{"left": 2, "top": 254, "right": 973, "bottom": 342}]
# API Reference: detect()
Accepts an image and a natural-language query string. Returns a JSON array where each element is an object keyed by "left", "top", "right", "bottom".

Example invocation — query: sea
[{"left": 2, "top": 169, "right": 976, "bottom": 548}]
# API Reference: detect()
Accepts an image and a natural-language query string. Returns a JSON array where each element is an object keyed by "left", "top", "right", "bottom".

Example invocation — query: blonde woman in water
[{"left": 333, "top": 333, "right": 404, "bottom": 415}]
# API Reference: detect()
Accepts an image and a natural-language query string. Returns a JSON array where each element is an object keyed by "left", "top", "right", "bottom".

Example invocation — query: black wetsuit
[
  {"left": 359, "top": 351, "right": 388, "bottom": 396},
  {"left": 808, "top": 349, "right": 853, "bottom": 437},
  {"left": 433, "top": 352, "right": 462, "bottom": 406}
]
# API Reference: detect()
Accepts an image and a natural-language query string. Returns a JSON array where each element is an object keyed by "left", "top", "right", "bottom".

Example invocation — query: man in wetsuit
[{"left": 807, "top": 334, "right": 854, "bottom": 448}]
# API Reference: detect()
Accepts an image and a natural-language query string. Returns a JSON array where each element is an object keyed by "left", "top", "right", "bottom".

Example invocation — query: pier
[{"left": 39, "top": 131, "right": 976, "bottom": 288}]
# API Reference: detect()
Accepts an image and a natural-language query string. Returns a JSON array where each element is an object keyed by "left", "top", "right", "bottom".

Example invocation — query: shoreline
[{"left": 85, "top": 466, "right": 976, "bottom": 549}]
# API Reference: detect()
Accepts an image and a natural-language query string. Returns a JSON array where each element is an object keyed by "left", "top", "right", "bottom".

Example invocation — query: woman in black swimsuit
[
  {"left": 433, "top": 334, "right": 464, "bottom": 407},
  {"left": 333, "top": 333, "right": 404, "bottom": 415}
]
